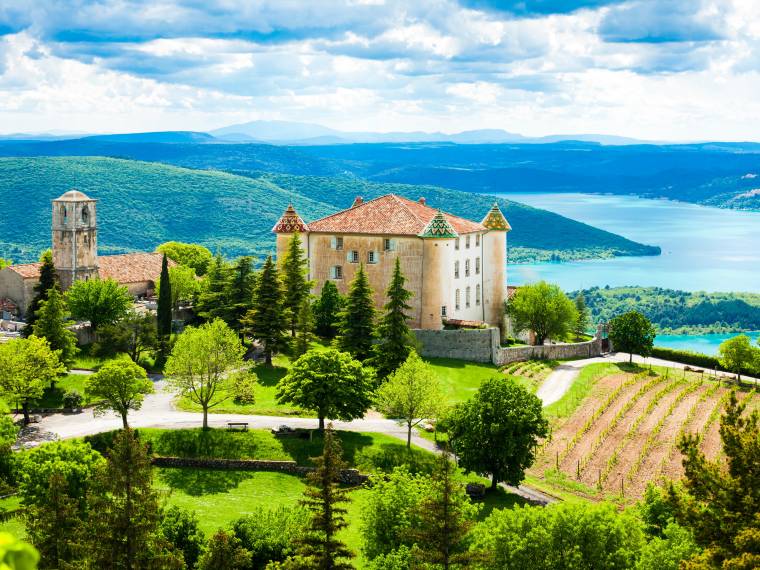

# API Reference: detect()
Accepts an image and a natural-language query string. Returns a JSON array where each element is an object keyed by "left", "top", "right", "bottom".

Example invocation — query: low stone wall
[
  {"left": 413, "top": 327, "right": 498, "bottom": 363},
  {"left": 493, "top": 338, "right": 602, "bottom": 366}
]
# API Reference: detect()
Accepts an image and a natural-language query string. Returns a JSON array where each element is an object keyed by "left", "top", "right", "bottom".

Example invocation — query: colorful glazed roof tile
[
  {"left": 419, "top": 209, "right": 459, "bottom": 238},
  {"left": 306, "top": 194, "right": 483, "bottom": 236},
  {"left": 272, "top": 204, "right": 309, "bottom": 233},
  {"left": 481, "top": 202, "right": 512, "bottom": 231}
]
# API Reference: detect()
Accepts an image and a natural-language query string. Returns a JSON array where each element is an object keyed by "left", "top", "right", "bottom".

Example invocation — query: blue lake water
[
  {"left": 498, "top": 192, "right": 760, "bottom": 293},
  {"left": 654, "top": 332, "right": 760, "bottom": 356}
]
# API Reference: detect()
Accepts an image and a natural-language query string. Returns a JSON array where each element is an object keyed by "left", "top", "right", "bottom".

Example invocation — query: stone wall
[
  {"left": 493, "top": 337, "right": 602, "bottom": 366},
  {"left": 414, "top": 327, "right": 498, "bottom": 363}
]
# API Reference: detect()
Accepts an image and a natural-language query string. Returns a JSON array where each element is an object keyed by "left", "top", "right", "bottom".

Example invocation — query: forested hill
[
  {"left": 0, "top": 157, "right": 658, "bottom": 264},
  {"left": 577, "top": 286, "right": 760, "bottom": 334}
]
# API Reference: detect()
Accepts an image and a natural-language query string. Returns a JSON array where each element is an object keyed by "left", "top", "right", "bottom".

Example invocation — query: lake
[
  {"left": 499, "top": 192, "right": 760, "bottom": 293},
  {"left": 654, "top": 332, "right": 760, "bottom": 356}
]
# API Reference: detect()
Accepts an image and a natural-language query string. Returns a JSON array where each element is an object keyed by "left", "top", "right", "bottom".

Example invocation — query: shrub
[
  {"left": 651, "top": 346, "right": 757, "bottom": 376},
  {"left": 83, "top": 429, "right": 147, "bottom": 457},
  {"left": 232, "top": 371, "right": 258, "bottom": 405},
  {"left": 160, "top": 506, "right": 206, "bottom": 569},
  {"left": 62, "top": 390, "right": 83, "bottom": 410},
  {"left": 230, "top": 506, "right": 308, "bottom": 568}
]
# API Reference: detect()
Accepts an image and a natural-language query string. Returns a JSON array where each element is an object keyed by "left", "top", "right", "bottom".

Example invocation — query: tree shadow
[
  {"left": 156, "top": 466, "right": 254, "bottom": 496},
  {"left": 277, "top": 430, "right": 376, "bottom": 467},
  {"left": 148, "top": 429, "right": 260, "bottom": 460},
  {"left": 252, "top": 364, "right": 288, "bottom": 388}
]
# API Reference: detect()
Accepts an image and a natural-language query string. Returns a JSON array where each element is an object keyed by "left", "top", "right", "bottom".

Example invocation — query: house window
[
  {"left": 331, "top": 236, "right": 344, "bottom": 250},
  {"left": 455, "top": 289, "right": 461, "bottom": 311},
  {"left": 466, "top": 235, "right": 471, "bottom": 249},
  {"left": 475, "top": 257, "right": 480, "bottom": 275},
  {"left": 331, "top": 265, "right": 343, "bottom": 279},
  {"left": 465, "top": 259, "right": 470, "bottom": 277},
  {"left": 454, "top": 261, "right": 460, "bottom": 279},
  {"left": 368, "top": 251, "right": 378, "bottom": 264},
  {"left": 466, "top": 286, "right": 471, "bottom": 308},
  {"left": 383, "top": 238, "right": 395, "bottom": 251},
  {"left": 455, "top": 238, "right": 460, "bottom": 250},
  {"left": 348, "top": 250, "right": 359, "bottom": 263},
  {"left": 476, "top": 234, "right": 480, "bottom": 247},
  {"left": 476, "top": 284, "right": 481, "bottom": 306},
  {"left": 441, "top": 305, "right": 447, "bottom": 317}
]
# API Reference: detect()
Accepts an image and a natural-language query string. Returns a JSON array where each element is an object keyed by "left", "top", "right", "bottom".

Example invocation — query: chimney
[
  {"left": 418, "top": 197, "right": 426, "bottom": 205},
  {"left": 352, "top": 196, "right": 363, "bottom": 208}
]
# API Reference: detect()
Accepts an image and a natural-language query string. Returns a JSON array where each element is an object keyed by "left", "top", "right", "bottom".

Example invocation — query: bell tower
[{"left": 52, "top": 189, "right": 99, "bottom": 290}]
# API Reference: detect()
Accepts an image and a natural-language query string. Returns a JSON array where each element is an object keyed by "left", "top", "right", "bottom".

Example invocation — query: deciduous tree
[
  {"left": 244, "top": 256, "right": 287, "bottom": 366},
  {"left": 32, "top": 284, "right": 78, "bottom": 368},
  {"left": 85, "top": 359, "right": 154, "bottom": 429},
  {"left": 335, "top": 264, "right": 376, "bottom": 361},
  {"left": 94, "top": 312, "right": 157, "bottom": 363},
  {"left": 160, "top": 506, "right": 206, "bottom": 570},
  {"left": 506, "top": 281, "right": 578, "bottom": 345},
  {"left": 66, "top": 278, "right": 132, "bottom": 333},
  {"left": 609, "top": 310, "right": 657, "bottom": 363},
  {"left": 22, "top": 250, "right": 58, "bottom": 337},
  {"left": 313, "top": 281, "right": 343, "bottom": 339},
  {"left": 165, "top": 319, "right": 245, "bottom": 429},
  {"left": 448, "top": 377, "right": 548, "bottom": 490},
  {"left": 718, "top": 334, "right": 758, "bottom": 382},
  {"left": 372, "top": 258, "right": 415, "bottom": 379},
  {"left": 156, "top": 241, "right": 213, "bottom": 276},
  {"left": 281, "top": 232, "right": 312, "bottom": 337},
  {"left": 197, "top": 530, "right": 251, "bottom": 570}
]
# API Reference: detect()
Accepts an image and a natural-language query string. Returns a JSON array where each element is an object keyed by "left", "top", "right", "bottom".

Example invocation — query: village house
[
  {"left": 273, "top": 194, "right": 511, "bottom": 330},
  {"left": 0, "top": 190, "right": 168, "bottom": 319}
]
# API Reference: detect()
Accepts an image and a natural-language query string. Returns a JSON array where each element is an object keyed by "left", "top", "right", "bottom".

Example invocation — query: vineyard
[{"left": 530, "top": 366, "right": 758, "bottom": 501}]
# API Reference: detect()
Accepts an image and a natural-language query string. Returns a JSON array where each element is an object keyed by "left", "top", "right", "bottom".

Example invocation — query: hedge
[{"left": 651, "top": 346, "right": 756, "bottom": 377}]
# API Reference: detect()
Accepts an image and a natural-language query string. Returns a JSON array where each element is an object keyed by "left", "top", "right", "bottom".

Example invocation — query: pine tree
[
  {"left": 314, "top": 281, "right": 343, "bottom": 339},
  {"left": 84, "top": 429, "right": 182, "bottom": 569},
  {"left": 285, "top": 425, "right": 354, "bottom": 569},
  {"left": 196, "top": 251, "right": 231, "bottom": 322},
  {"left": 157, "top": 253, "right": 172, "bottom": 338},
  {"left": 574, "top": 292, "right": 590, "bottom": 338},
  {"left": 281, "top": 232, "right": 312, "bottom": 337},
  {"left": 32, "top": 284, "right": 78, "bottom": 368},
  {"left": 243, "top": 256, "right": 287, "bottom": 366},
  {"left": 23, "top": 250, "right": 58, "bottom": 337},
  {"left": 292, "top": 298, "right": 315, "bottom": 359},
  {"left": 335, "top": 265, "right": 376, "bottom": 361},
  {"left": 225, "top": 256, "right": 257, "bottom": 332},
  {"left": 410, "top": 451, "right": 480, "bottom": 569},
  {"left": 372, "top": 258, "right": 415, "bottom": 379}
]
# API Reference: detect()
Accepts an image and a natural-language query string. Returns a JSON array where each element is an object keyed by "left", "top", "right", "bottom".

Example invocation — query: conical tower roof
[
  {"left": 481, "top": 202, "right": 511, "bottom": 231},
  {"left": 418, "top": 209, "right": 458, "bottom": 238},
  {"left": 272, "top": 204, "right": 309, "bottom": 233}
]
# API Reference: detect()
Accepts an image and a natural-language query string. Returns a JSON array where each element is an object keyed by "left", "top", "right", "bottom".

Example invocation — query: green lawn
[
  {"left": 36, "top": 374, "right": 93, "bottom": 408},
  {"left": 425, "top": 357, "right": 503, "bottom": 405}
]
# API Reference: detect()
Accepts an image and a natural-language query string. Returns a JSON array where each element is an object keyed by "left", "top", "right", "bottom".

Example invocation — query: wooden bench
[{"left": 226, "top": 422, "right": 249, "bottom": 432}]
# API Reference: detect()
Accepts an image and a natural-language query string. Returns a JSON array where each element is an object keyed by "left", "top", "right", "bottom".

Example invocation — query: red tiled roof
[
  {"left": 307, "top": 194, "right": 485, "bottom": 236},
  {"left": 5, "top": 263, "right": 42, "bottom": 279}
]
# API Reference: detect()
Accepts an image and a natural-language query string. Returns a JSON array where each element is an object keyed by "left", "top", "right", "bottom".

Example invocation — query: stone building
[
  {"left": 0, "top": 190, "right": 168, "bottom": 319},
  {"left": 273, "top": 194, "right": 511, "bottom": 330}
]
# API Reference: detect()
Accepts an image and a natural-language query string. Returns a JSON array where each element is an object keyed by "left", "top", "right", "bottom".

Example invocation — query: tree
[
  {"left": 718, "top": 334, "right": 758, "bottom": 382},
  {"left": 84, "top": 429, "right": 183, "bottom": 569},
  {"left": 285, "top": 425, "right": 354, "bottom": 569},
  {"left": 22, "top": 250, "right": 58, "bottom": 337},
  {"left": 375, "top": 351, "right": 442, "bottom": 448},
  {"left": 667, "top": 391, "right": 760, "bottom": 568},
  {"left": 448, "top": 377, "right": 548, "bottom": 490},
  {"left": 195, "top": 252, "right": 231, "bottom": 322},
  {"left": 313, "top": 281, "right": 343, "bottom": 339},
  {"left": 156, "top": 241, "right": 213, "bottom": 276},
  {"left": 197, "top": 530, "right": 252, "bottom": 570},
  {"left": 335, "top": 264, "right": 376, "bottom": 361},
  {"left": 0, "top": 336, "right": 64, "bottom": 424},
  {"left": 157, "top": 253, "right": 173, "bottom": 340},
  {"left": 277, "top": 349, "right": 374, "bottom": 431},
  {"left": 85, "top": 359, "right": 154, "bottom": 429},
  {"left": 372, "top": 258, "right": 415, "bottom": 379},
  {"left": 244, "top": 256, "right": 287, "bottom": 366},
  {"left": 0, "top": 533, "right": 40, "bottom": 570},
  {"left": 31, "top": 285, "right": 78, "bottom": 368},
  {"left": 165, "top": 319, "right": 245, "bottom": 429},
  {"left": 66, "top": 278, "right": 132, "bottom": 333},
  {"left": 609, "top": 310, "right": 657, "bottom": 363},
  {"left": 281, "top": 232, "right": 312, "bottom": 337},
  {"left": 505, "top": 281, "right": 577, "bottom": 345},
  {"left": 0, "top": 416, "right": 18, "bottom": 491},
  {"left": 225, "top": 256, "right": 257, "bottom": 332},
  {"left": 160, "top": 506, "right": 206, "bottom": 570},
  {"left": 0, "top": 258, "right": 11, "bottom": 270},
  {"left": 409, "top": 452, "right": 480, "bottom": 569},
  {"left": 574, "top": 292, "right": 590, "bottom": 338},
  {"left": 231, "top": 506, "right": 308, "bottom": 568},
  {"left": 94, "top": 312, "right": 157, "bottom": 363},
  {"left": 292, "top": 298, "right": 316, "bottom": 359}
]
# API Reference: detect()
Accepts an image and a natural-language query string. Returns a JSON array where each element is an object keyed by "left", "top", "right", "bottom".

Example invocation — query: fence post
[{"left": 576, "top": 460, "right": 580, "bottom": 480}]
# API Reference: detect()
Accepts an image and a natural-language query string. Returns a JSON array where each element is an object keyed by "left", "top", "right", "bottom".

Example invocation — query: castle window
[
  {"left": 466, "top": 287, "right": 471, "bottom": 308},
  {"left": 455, "top": 238, "right": 460, "bottom": 250},
  {"left": 476, "top": 284, "right": 481, "bottom": 305},
  {"left": 465, "top": 235, "right": 471, "bottom": 249},
  {"left": 455, "top": 289, "right": 461, "bottom": 311},
  {"left": 465, "top": 259, "right": 470, "bottom": 277},
  {"left": 441, "top": 305, "right": 447, "bottom": 317},
  {"left": 348, "top": 250, "right": 359, "bottom": 263},
  {"left": 476, "top": 234, "right": 481, "bottom": 247},
  {"left": 475, "top": 257, "right": 480, "bottom": 275},
  {"left": 331, "top": 236, "right": 344, "bottom": 250},
  {"left": 368, "top": 251, "right": 378, "bottom": 264},
  {"left": 81, "top": 205, "right": 89, "bottom": 224},
  {"left": 383, "top": 238, "right": 395, "bottom": 251},
  {"left": 331, "top": 265, "right": 343, "bottom": 280},
  {"left": 454, "top": 261, "right": 460, "bottom": 279},
  {"left": 61, "top": 206, "right": 67, "bottom": 223}
]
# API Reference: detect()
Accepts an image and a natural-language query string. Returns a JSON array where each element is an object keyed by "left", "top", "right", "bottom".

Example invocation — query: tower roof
[
  {"left": 481, "top": 202, "right": 511, "bottom": 231},
  {"left": 272, "top": 204, "right": 309, "bottom": 233},
  {"left": 418, "top": 209, "right": 459, "bottom": 239},
  {"left": 55, "top": 189, "right": 94, "bottom": 202}
]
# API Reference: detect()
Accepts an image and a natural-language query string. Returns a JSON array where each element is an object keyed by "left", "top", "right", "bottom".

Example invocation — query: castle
[
  {"left": 0, "top": 190, "right": 167, "bottom": 319},
  {"left": 274, "top": 194, "right": 511, "bottom": 330}
]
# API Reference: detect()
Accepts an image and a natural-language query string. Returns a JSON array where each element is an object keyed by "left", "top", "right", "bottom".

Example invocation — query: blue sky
[{"left": 0, "top": 0, "right": 758, "bottom": 140}]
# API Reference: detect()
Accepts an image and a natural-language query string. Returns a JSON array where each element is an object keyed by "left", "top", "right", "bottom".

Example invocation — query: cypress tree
[
  {"left": 281, "top": 232, "right": 312, "bottom": 337},
  {"left": 23, "top": 250, "right": 58, "bottom": 337},
  {"left": 32, "top": 284, "right": 78, "bottom": 368},
  {"left": 157, "top": 253, "right": 172, "bottom": 338},
  {"left": 292, "top": 298, "right": 315, "bottom": 359},
  {"left": 335, "top": 264, "right": 376, "bottom": 361},
  {"left": 313, "top": 281, "right": 343, "bottom": 339},
  {"left": 372, "top": 258, "right": 415, "bottom": 379},
  {"left": 574, "top": 292, "right": 590, "bottom": 338},
  {"left": 225, "top": 256, "right": 257, "bottom": 332},
  {"left": 196, "top": 251, "right": 231, "bottom": 322},
  {"left": 243, "top": 256, "right": 287, "bottom": 366}
]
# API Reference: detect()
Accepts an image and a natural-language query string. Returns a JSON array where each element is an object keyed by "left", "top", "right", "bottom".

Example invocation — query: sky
[{"left": 1, "top": 0, "right": 759, "bottom": 140}]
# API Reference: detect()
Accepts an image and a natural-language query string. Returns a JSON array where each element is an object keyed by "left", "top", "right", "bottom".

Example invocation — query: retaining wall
[{"left": 493, "top": 338, "right": 602, "bottom": 366}]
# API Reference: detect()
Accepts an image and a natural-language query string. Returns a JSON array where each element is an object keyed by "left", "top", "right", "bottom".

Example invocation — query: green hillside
[{"left": 0, "top": 157, "right": 659, "bottom": 264}]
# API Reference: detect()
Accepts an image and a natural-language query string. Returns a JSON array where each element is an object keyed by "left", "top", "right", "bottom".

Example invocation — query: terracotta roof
[
  {"left": 272, "top": 204, "right": 309, "bottom": 234},
  {"left": 307, "top": 194, "right": 485, "bottom": 236},
  {"left": 4, "top": 263, "right": 43, "bottom": 279},
  {"left": 55, "top": 189, "right": 94, "bottom": 202}
]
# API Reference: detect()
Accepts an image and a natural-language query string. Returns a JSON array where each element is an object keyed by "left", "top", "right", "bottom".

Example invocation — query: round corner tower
[
  {"left": 481, "top": 202, "right": 511, "bottom": 329},
  {"left": 52, "top": 189, "right": 99, "bottom": 290},
  {"left": 419, "top": 210, "right": 457, "bottom": 330},
  {"left": 272, "top": 203, "right": 310, "bottom": 267}
]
